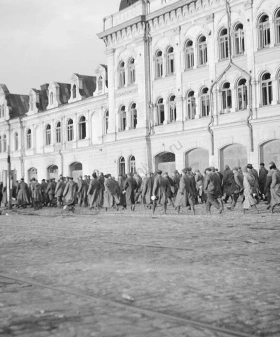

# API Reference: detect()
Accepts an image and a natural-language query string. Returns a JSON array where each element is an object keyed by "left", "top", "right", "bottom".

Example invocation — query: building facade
[{"left": 0, "top": 0, "right": 280, "bottom": 183}]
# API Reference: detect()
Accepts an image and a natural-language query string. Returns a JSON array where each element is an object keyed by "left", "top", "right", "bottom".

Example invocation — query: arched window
[
  {"left": 128, "top": 58, "right": 136, "bottom": 84},
  {"left": 221, "top": 82, "right": 232, "bottom": 113},
  {"left": 0, "top": 106, "right": 2, "bottom": 118},
  {"left": 261, "top": 73, "right": 272, "bottom": 106},
  {"left": 156, "top": 98, "right": 165, "bottom": 125},
  {"left": 219, "top": 28, "right": 229, "bottom": 60},
  {"left": 3, "top": 135, "right": 6, "bottom": 152},
  {"left": 184, "top": 40, "right": 194, "bottom": 70},
  {"left": 118, "top": 61, "right": 125, "bottom": 88},
  {"left": 155, "top": 50, "right": 163, "bottom": 78},
  {"left": 237, "top": 78, "right": 248, "bottom": 110},
  {"left": 258, "top": 14, "right": 270, "bottom": 48},
  {"left": 120, "top": 106, "right": 126, "bottom": 131},
  {"left": 104, "top": 110, "right": 109, "bottom": 135},
  {"left": 56, "top": 122, "right": 61, "bottom": 143},
  {"left": 119, "top": 156, "right": 126, "bottom": 175},
  {"left": 169, "top": 95, "right": 176, "bottom": 122},
  {"left": 129, "top": 156, "right": 136, "bottom": 173},
  {"left": 187, "top": 91, "right": 196, "bottom": 120},
  {"left": 0, "top": 137, "right": 2, "bottom": 153},
  {"left": 98, "top": 76, "right": 103, "bottom": 91},
  {"left": 275, "top": 9, "right": 280, "bottom": 44},
  {"left": 45, "top": 124, "right": 51, "bottom": 145},
  {"left": 67, "top": 119, "right": 74, "bottom": 141},
  {"left": 130, "top": 103, "right": 137, "bottom": 129},
  {"left": 234, "top": 23, "right": 245, "bottom": 56},
  {"left": 166, "top": 46, "right": 175, "bottom": 75},
  {"left": 14, "top": 132, "right": 19, "bottom": 151},
  {"left": 50, "top": 92, "right": 54, "bottom": 105},
  {"left": 198, "top": 36, "right": 207, "bottom": 66},
  {"left": 277, "top": 71, "right": 280, "bottom": 102},
  {"left": 72, "top": 85, "right": 77, "bottom": 99},
  {"left": 78, "top": 116, "right": 86, "bottom": 140},
  {"left": 201, "top": 88, "right": 210, "bottom": 117},
  {"left": 27, "top": 129, "right": 32, "bottom": 149}
]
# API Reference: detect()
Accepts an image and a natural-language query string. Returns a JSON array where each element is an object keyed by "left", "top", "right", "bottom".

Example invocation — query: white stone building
[{"left": 0, "top": 0, "right": 280, "bottom": 183}]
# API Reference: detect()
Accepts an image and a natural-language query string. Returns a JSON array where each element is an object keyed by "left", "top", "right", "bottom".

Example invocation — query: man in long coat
[
  {"left": 152, "top": 170, "right": 171, "bottom": 214},
  {"left": 174, "top": 169, "right": 196, "bottom": 214},
  {"left": 269, "top": 161, "right": 280, "bottom": 213},
  {"left": 87, "top": 173, "right": 101, "bottom": 210},
  {"left": 142, "top": 173, "right": 153, "bottom": 209},
  {"left": 259, "top": 163, "right": 268, "bottom": 200},
  {"left": 227, "top": 167, "right": 244, "bottom": 211},
  {"left": 31, "top": 178, "right": 43, "bottom": 210},
  {"left": 63, "top": 177, "right": 77, "bottom": 212},
  {"left": 46, "top": 179, "right": 56, "bottom": 206},
  {"left": 16, "top": 178, "right": 30, "bottom": 208},
  {"left": 103, "top": 174, "right": 115, "bottom": 211},
  {"left": 204, "top": 168, "right": 223, "bottom": 214},
  {"left": 247, "top": 164, "right": 259, "bottom": 203},
  {"left": 77, "top": 175, "right": 88, "bottom": 207},
  {"left": 97, "top": 173, "right": 105, "bottom": 207},
  {"left": 55, "top": 177, "right": 66, "bottom": 208},
  {"left": 124, "top": 173, "right": 137, "bottom": 211},
  {"left": 222, "top": 165, "right": 233, "bottom": 203}
]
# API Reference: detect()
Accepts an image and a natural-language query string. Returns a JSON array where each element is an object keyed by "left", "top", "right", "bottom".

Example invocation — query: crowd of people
[{"left": 0, "top": 161, "right": 279, "bottom": 214}]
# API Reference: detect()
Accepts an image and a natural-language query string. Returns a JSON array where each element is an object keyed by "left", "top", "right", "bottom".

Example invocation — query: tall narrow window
[
  {"left": 156, "top": 98, "right": 165, "bottom": 125},
  {"left": 166, "top": 46, "right": 175, "bottom": 75},
  {"left": 129, "top": 156, "right": 136, "bottom": 173},
  {"left": 169, "top": 95, "right": 176, "bottom": 122},
  {"left": 119, "top": 156, "right": 126, "bottom": 175},
  {"left": 277, "top": 72, "right": 280, "bottom": 103},
  {"left": 3, "top": 135, "right": 6, "bottom": 152},
  {"left": 56, "top": 122, "right": 61, "bottom": 143},
  {"left": 105, "top": 110, "right": 109, "bottom": 135},
  {"left": 45, "top": 124, "right": 51, "bottom": 145},
  {"left": 221, "top": 82, "right": 232, "bottom": 113},
  {"left": 67, "top": 119, "right": 74, "bottom": 141},
  {"left": 237, "top": 78, "right": 248, "bottom": 110},
  {"left": 130, "top": 103, "right": 137, "bottom": 129},
  {"left": 27, "top": 129, "right": 32, "bottom": 149},
  {"left": 0, "top": 106, "right": 2, "bottom": 118},
  {"left": 120, "top": 106, "right": 126, "bottom": 131},
  {"left": 201, "top": 88, "right": 210, "bottom": 117},
  {"left": 198, "top": 36, "right": 207, "bottom": 66},
  {"left": 98, "top": 76, "right": 103, "bottom": 91},
  {"left": 261, "top": 73, "right": 272, "bottom": 106},
  {"left": 50, "top": 92, "right": 54, "bottom": 105},
  {"left": 128, "top": 58, "right": 135, "bottom": 84},
  {"left": 258, "top": 14, "right": 270, "bottom": 48},
  {"left": 155, "top": 50, "right": 163, "bottom": 78},
  {"left": 72, "top": 85, "right": 77, "bottom": 99},
  {"left": 234, "top": 23, "right": 245, "bottom": 56},
  {"left": 185, "top": 40, "right": 194, "bottom": 70},
  {"left": 219, "top": 28, "right": 229, "bottom": 60},
  {"left": 0, "top": 137, "right": 2, "bottom": 153},
  {"left": 14, "top": 132, "right": 19, "bottom": 151},
  {"left": 78, "top": 116, "right": 86, "bottom": 140},
  {"left": 187, "top": 91, "right": 196, "bottom": 119},
  {"left": 275, "top": 9, "right": 280, "bottom": 44},
  {"left": 118, "top": 61, "right": 125, "bottom": 88}
]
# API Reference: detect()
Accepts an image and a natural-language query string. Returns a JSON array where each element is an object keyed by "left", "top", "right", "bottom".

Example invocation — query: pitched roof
[
  {"left": 6, "top": 93, "right": 29, "bottom": 119},
  {"left": 74, "top": 74, "right": 96, "bottom": 98},
  {"left": 119, "top": 0, "right": 139, "bottom": 11}
]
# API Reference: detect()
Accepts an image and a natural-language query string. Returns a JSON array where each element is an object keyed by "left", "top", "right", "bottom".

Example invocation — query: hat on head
[
  {"left": 104, "top": 174, "right": 109, "bottom": 178},
  {"left": 79, "top": 175, "right": 83, "bottom": 178},
  {"left": 260, "top": 163, "right": 265, "bottom": 166},
  {"left": 173, "top": 170, "right": 179, "bottom": 174},
  {"left": 269, "top": 161, "right": 276, "bottom": 169},
  {"left": 247, "top": 164, "right": 253, "bottom": 169},
  {"left": 156, "top": 170, "right": 162, "bottom": 175},
  {"left": 182, "top": 168, "right": 187, "bottom": 174},
  {"left": 232, "top": 167, "right": 238, "bottom": 171}
]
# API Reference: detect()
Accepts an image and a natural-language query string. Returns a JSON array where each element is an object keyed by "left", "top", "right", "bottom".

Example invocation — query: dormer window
[
  {"left": 50, "top": 92, "right": 54, "bottom": 105},
  {"left": 72, "top": 85, "right": 77, "bottom": 99},
  {"left": 98, "top": 76, "right": 103, "bottom": 91}
]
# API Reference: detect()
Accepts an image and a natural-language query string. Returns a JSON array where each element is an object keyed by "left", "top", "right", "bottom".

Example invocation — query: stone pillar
[
  {"left": 163, "top": 99, "right": 169, "bottom": 124},
  {"left": 175, "top": 95, "right": 183, "bottom": 122},
  {"left": 194, "top": 92, "right": 200, "bottom": 119},
  {"left": 271, "top": 77, "right": 278, "bottom": 105}
]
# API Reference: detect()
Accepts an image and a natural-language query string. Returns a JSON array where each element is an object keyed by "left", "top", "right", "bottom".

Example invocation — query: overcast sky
[{"left": 0, "top": 0, "right": 119, "bottom": 94}]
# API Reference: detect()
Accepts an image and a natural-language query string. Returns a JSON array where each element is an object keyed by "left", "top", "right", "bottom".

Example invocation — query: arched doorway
[
  {"left": 185, "top": 148, "right": 209, "bottom": 171},
  {"left": 47, "top": 165, "right": 58, "bottom": 181},
  {"left": 260, "top": 140, "right": 280, "bottom": 167},
  {"left": 155, "top": 152, "right": 176, "bottom": 175},
  {"left": 220, "top": 144, "right": 247, "bottom": 171},
  {"left": 28, "top": 168, "right": 38, "bottom": 181},
  {"left": 70, "top": 162, "right": 83, "bottom": 181}
]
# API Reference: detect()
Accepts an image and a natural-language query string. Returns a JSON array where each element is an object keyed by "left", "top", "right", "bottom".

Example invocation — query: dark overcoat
[
  {"left": 124, "top": 177, "right": 137, "bottom": 206},
  {"left": 152, "top": 176, "right": 170, "bottom": 205},
  {"left": 142, "top": 177, "right": 153, "bottom": 205},
  {"left": 270, "top": 169, "right": 280, "bottom": 207},
  {"left": 175, "top": 175, "right": 196, "bottom": 207},
  {"left": 17, "top": 181, "right": 30, "bottom": 205},
  {"left": 87, "top": 178, "right": 101, "bottom": 207},
  {"left": 222, "top": 167, "right": 234, "bottom": 196},
  {"left": 63, "top": 181, "right": 77, "bottom": 205}
]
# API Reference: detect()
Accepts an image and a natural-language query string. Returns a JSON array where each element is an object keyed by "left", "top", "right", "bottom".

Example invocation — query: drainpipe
[
  {"left": 18, "top": 117, "right": 25, "bottom": 178},
  {"left": 208, "top": 0, "right": 254, "bottom": 157},
  {"left": 59, "top": 149, "right": 63, "bottom": 176},
  {"left": 5, "top": 120, "right": 12, "bottom": 209}
]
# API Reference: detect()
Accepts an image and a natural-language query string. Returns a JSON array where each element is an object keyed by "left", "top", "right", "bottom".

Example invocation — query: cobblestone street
[{"left": 0, "top": 202, "right": 280, "bottom": 337}]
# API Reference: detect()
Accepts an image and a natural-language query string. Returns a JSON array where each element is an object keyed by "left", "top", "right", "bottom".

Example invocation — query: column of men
[{"left": 0, "top": 162, "right": 279, "bottom": 213}]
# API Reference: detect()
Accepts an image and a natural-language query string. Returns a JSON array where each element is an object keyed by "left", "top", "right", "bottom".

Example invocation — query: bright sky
[{"left": 0, "top": 0, "right": 119, "bottom": 94}]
